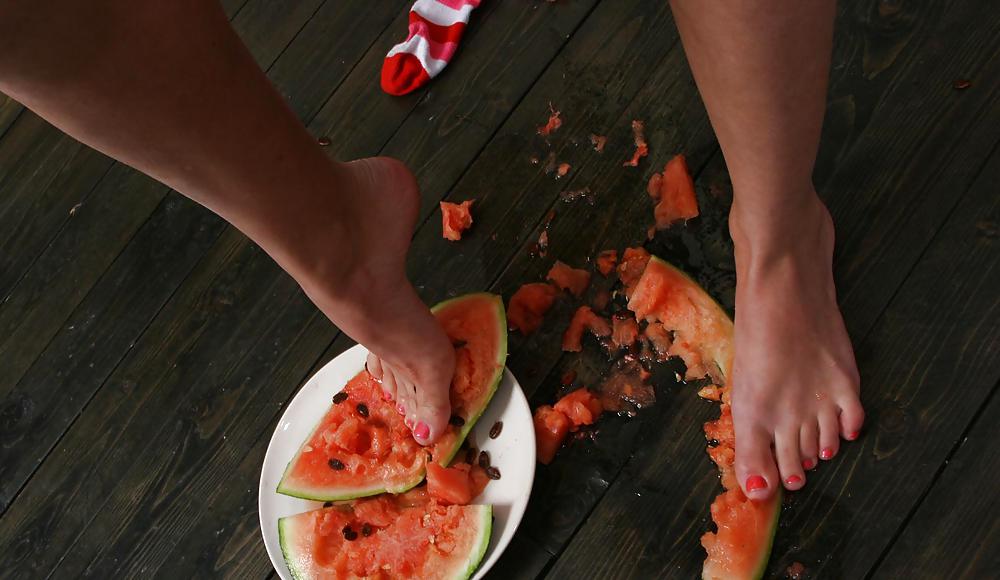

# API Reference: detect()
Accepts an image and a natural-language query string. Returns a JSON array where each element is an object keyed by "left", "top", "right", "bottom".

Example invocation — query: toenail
[
  {"left": 382, "top": 390, "right": 392, "bottom": 401},
  {"left": 413, "top": 421, "right": 429, "bottom": 440},
  {"left": 802, "top": 459, "right": 815, "bottom": 470},
  {"left": 404, "top": 417, "right": 413, "bottom": 429},
  {"left": 396, "top": 404, "right": 405, "bottom": 415},
  {"left": 820, "top": 448, "right": 835, "bottom": 460},
  {"left": 745, "top": 475, "right": 767, "bottom": 492},
  {"left": 847, "top": 431, "right": 859, "bottom": 440},
  {"left": 785, "top": 475, "right": 802, "bottom": 486}
]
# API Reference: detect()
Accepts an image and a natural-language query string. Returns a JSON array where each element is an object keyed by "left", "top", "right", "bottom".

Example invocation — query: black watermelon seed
[
  {"left": 356, "top": 403, "right": 369, "bottom": 418},
  {"left": 332, "top": 392, "right": 348, "bottom": 404},
  {"left": 323, "top": 501, "right": 333, "bottom": 508},
  {"left": 708, "top": 439, "right": 720, "bottom": 448},
  {"left": 485, "top": 466, "right": 501, "bottom": 480},
  {"left": 342, "top": 525, "right": 358, "bottom": 541},
  {"left": 449, "top": 415, "right": 465, "bottom": 427},
  {"left": 489, "top": 421, "right": 503, "bottom": 439},
  {"left": 478, "top": 451, "right": 490, "bottom": 469},
  {"left": 361, "top": 523, "right": 373, "bottom": 537},
  {"left": 328, "top": 458, "right": 345, "bottom": 470}
]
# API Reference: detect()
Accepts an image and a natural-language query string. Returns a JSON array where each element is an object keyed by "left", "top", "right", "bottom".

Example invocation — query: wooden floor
[{"left": 1, "top": 1, "right": 998, "bottom": 578}]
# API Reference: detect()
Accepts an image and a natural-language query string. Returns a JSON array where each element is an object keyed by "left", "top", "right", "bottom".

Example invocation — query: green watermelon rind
[
  {"left": 277, "top": 504, "right": 493, "bottom": 580},
  {"left": 430, "top": 293, "right": 508, "bottom": 467},
  {"left": 276, "top": 293, "right": 507, "bottom": 501},
  {"left": 751, "top": 490, "right": 782, "bottom": 580}
]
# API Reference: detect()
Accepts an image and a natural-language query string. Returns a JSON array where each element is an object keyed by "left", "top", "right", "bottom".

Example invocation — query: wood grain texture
[{"left": 872, "top": 384, "right": 1000, "bottom": 580}]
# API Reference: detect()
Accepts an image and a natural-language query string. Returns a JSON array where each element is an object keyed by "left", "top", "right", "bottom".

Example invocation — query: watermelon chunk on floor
[
  {"left": 647, "top": 154, "right": 699, "bottom": 229},
  {"left": 277, "top": 293, "right": 507, "bottom": 501},
  {"left": 279, "top": 490, "right": 492, "bottom": 580}
]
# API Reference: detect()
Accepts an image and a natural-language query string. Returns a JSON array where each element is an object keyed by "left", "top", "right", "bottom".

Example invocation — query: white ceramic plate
[{"left": 259, "top": 344, "right": 535, "bottom": 579}]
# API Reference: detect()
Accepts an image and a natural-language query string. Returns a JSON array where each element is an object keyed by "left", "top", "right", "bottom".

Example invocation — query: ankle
[{"left": 729, "top": 190, "right": 832, "bottom": 271}]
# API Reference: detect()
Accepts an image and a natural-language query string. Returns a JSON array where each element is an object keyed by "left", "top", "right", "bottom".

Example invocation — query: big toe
[{"left": 735, "top": 427, "right": 781, "bottom": 501}]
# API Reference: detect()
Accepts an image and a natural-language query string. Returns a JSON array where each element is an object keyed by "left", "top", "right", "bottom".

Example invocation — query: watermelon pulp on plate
[
  {"left": 627, "top": 256, "right": 780, "bottom": 580},
  {"left": 277, "top": 293, "right": 507, "bottom": 501},
  {"left": 279, "top": 489, "right": 492, "bottom": 580}
]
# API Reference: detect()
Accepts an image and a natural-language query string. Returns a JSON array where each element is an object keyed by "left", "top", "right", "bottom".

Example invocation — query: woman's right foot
[{"left": 290, "top": 157, "right": 455, "bottom": 445}]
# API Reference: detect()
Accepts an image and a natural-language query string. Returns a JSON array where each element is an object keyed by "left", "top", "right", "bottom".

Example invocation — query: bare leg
[
  {"left": 0, "top": 0, "right": 454, "bottom": 443},
  {"left": 669, "top": 0, "right": 864, "bottom": 499}
]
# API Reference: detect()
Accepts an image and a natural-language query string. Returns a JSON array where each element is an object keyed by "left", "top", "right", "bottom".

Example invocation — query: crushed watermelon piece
[
  {"left": 561, "top": 306, "right": 611, "bottom": 352},
  {"left": 623, "top": 120, "right": 648, "bottom": 167},
  {"left": 595, "top": 360, "right": 655, "bottom": 416},
  {"left": 533, "top": 405, "right": 571, "bottom": 464},
  {"left": 589, "top": 134, "right": 607, "bottom": 153},
  {"left": 596, "top": 249, "right": 618, "bottom": 276},
  {"left": 546, "top": 261, "right": 591, "bottom": 297},
  {"left": 642, "top": 321, "right": 672, "bottom": 361},
  {"left": 556, "top": 163, "right": 571, "bottom": 178},
  {"left": 426, "top": 462, "right": 473, "bottom": 506},
  {"left": 440, "top": 200, "right": 474, "bottom": 241},
  {"left": 647, "top": 154, "right": 699, "bottom": 228},
  {"left": 553, "top": 388, "right": 604, "bottom": 429},
  {"left": 537, "top": 104, "right": 562, "bottom": 136},
  {"left": 507, "top": 283, "right": 558, "bottom": 335},
  {"left": 611, "top": 314, "right": 640, "bottom": 349}
]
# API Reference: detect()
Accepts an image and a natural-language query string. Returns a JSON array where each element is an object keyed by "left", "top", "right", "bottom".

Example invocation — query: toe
[
  {"left": 412, "top": 398, "right": 451, "bottom": 445},
  {"left": 380, "top": 365, "right": 399, "bottom": 403},
  {"left": 775, "top": 427, "right": 806, "bottom": 491},
  {"left": 838, "top": 396, "right": 865, "bottom": 442},
  {"left": 366, "top": 353, "right": 384, "bottom": 381},
  {"left": 818, "top": 407, "right": 840, "bottom": 461},
  {"left": 735, "top": 427, "right": 780, "bottom": 501},
  {"left": 799, "top": 420, "right": 819, "bottom": 470}
]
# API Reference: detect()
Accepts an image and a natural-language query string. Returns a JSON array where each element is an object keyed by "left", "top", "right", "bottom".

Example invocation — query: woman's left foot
[{"left": 729, "top": 193, "right": 864, "bottom": 500}]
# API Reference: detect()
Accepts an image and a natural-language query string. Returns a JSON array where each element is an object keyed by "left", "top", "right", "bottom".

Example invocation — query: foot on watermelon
[
  {"left": 729, "top": 194, "right": 864, "bottom": 499},
  {"left": 293, "top": 157, "right": 456, "bottom": 446}
]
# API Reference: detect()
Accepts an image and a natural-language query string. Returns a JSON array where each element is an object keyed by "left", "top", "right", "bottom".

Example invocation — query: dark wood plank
[
  {"left": 0, "top": 0, "right": 333, "bottom": 400},
  {"left": 0, "top": 0, "right": 408, "bottom": 511},
  {"left": 549, "top": 113, "right": 1000, "bottom": 580},
  {"left": 873, "top": 384, "right": 1000, "bottom": 579},
  {"left": 0, "top": 1, "right": 607, "bottom": 575}
]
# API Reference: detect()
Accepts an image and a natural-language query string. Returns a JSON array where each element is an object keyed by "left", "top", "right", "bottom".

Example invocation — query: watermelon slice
[
  {"left": 277, "top": 293, "right": 507, "bottom": 501},
  {"left": 626, "top": 256, "right": 780, "bottom": 579},
  {"left": 279, "top": 490, "right": 491, "bottom": 580}
]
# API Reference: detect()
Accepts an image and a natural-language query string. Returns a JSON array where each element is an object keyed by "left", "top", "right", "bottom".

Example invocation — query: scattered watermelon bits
[
  {"left": 546, "top": 260, "right": 591, "bottom": 297},
  {"left": 532, "top": 405, "right": 572, "bottom": 465},
  {"left": 441, "top": 200, "right": 474, "bottom": 241},
  {"left": 562, "top": 306, "right": 611, "bottom": 352},
  {"left": 623, "top": 119, "right": 649, "bottom": 167},
  {"left": 595, "top": 360, "right": 655, "bottom": 416},
  {"left": 642, "top": 321, "right": 672, "bottom": 362},
  {"left": 589, "top": 133, "right": 607, "bottom": 153},
  {"left": 507, "top": 282, "right": 558, "bottom": 335},
  {"left": 278, "top": 490, "right": 492, "bottom": 580},
  {"left": 647, "top": 154, "right": 699, "bottom": 229},
  {"left": 611, "top": 314, "right": 640, "bottom": 350},
  {"left": 426, "top": 461, "right": 489, "bottom": 506},
  {"left": 556, "top": 162, "right": 571, "bottom": 178},
  {"left": 537, "top": 103, "right": 562, "bottom": 136},
  {"left": 596, "top": 249, "right": 618, "bottom": 276},
  {"left": 553, "top": 388, "right": 604, "bottom": 429}
]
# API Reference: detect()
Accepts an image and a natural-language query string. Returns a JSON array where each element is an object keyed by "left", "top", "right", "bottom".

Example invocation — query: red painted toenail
[
  {"left": 820, "top": 448, "right": 835, "bottom": 460},
  {"left": 382, "top": 390, "right": 392, "bottom": 401},
  {"left": 413, "top": 421, "right": 429, "bottom": 440},
  {"left": 396, "top": 404, "right": 405, "bottom": 415},
  {"left": 847, "top": 431, "right": 859, "bottom": 440},
  {"left": 785, "top": 475, "right": 802, "bottom": 485},
  {"left": 745, "top": 475, "right": 767, "bottom": 492},
  {"left": 802, "top": 459, "right": 815, "bottom": 470}
]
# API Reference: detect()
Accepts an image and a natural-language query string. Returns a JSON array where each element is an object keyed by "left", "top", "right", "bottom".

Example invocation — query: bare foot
[
  {"left": 729, "top": 193, "right": 864, "bottom": 500},
  {"left": 292, "top": 157, "right": 455, "bottom": 445}
]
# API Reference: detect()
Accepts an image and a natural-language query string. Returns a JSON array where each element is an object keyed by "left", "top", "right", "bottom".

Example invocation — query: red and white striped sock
[{"left": 381, "top": 0, "right": 481, "bottom": 96}]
